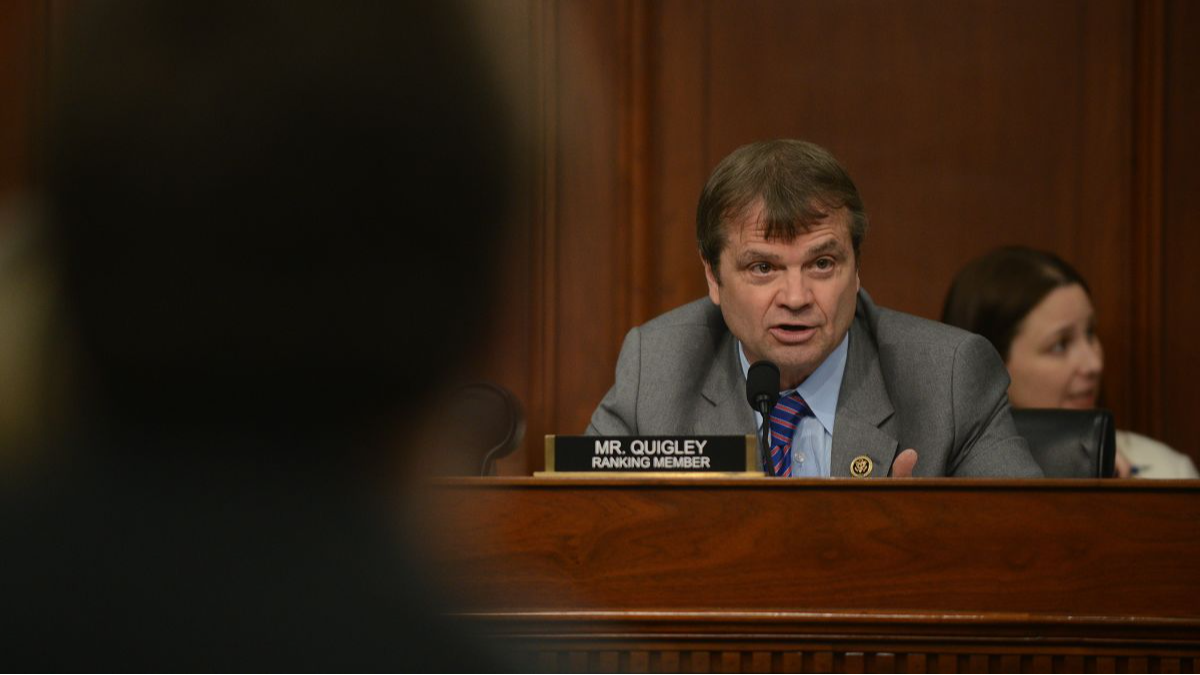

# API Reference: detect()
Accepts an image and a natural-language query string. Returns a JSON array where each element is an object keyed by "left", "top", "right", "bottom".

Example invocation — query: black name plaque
[{"left": 543, "top": 435, "right": 759, "bottom": 475}]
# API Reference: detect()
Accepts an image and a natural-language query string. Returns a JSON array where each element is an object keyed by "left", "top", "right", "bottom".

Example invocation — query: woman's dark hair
[{"left": 941, "top": 247, "right": 1090, "bottom": 361}]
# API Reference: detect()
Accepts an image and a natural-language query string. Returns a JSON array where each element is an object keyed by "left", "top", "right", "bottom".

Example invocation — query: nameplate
[{"left": 542, "top": 435, "right": 759, "bottom": 476}]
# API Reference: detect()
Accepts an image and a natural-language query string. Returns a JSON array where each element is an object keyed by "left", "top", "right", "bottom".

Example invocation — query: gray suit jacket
[{"left": 586, "top": 290, "right": 1043, "bottom": 478}]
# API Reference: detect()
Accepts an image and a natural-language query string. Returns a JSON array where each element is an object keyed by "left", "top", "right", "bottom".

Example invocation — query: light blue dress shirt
[{"left": 738, "top": 333, "right": 849, "bottom": 477}]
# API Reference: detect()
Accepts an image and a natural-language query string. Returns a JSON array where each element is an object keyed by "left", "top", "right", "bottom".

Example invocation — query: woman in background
[{"left": 943, "top": 246, "right": 1198, "bottom": 478}]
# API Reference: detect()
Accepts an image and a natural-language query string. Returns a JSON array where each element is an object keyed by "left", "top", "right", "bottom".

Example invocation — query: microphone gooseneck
[{"left": 745, "top": 361, "right": 781, "bottom": 476}]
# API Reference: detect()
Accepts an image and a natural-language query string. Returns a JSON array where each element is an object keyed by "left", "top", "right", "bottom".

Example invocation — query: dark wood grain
[
  {"left": 425, "top": 478, "right": 1200, "bottom": 670},
  {"left": 645, "top": 0, "right": 711, "bottom": 318},
  {"left": 1130, "top": 0, "right": 1166, "bottom": 442},
  {"left": 1161, "top": 0, "right": 1200, "bottom": 463},
  {"left": 428, "top": 478, "right": 1200, "bottom": 618},
  {"left": 0, "top": 0, "right": 42, "bottom": 198}
]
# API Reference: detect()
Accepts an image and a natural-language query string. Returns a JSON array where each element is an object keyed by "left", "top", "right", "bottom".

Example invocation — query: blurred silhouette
[{"left": 1, "top": 0, "right": 517, "bottom": 669}]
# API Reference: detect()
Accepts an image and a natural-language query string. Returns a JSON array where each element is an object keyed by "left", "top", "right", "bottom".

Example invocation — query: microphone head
[{"left": 745, "top": 360, "right": 781, "bottom": 410}]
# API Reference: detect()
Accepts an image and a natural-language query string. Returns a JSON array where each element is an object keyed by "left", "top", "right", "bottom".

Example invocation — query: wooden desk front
[{"left": 425, "top": 478, "right": 1200, "bottom": 672}]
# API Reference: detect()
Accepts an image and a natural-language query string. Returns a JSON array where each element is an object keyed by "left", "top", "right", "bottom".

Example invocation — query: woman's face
[{"left": 1005, "top": 283, "right": 1103, "bottom": 409}]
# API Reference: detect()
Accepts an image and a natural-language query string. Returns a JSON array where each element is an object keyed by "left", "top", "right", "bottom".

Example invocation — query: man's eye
[
  {"left": 749, "top": 262, "right": 772, "bottom": 274},
  {"left": 1049, "top": 338, "right": 1069, "bottom": 354},
  {"left": 814, "top": 257, "right": 835, "bottom": 271}
]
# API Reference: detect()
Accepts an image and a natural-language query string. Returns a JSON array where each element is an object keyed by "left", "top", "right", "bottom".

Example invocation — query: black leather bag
[{"left": 1012, "top": 408, "right": 1116, "bottom": 478}]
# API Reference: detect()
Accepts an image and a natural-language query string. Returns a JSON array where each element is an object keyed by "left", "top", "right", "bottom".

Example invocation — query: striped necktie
[{"left": 768, "top": 392, "right": 811, "bottom": 477}]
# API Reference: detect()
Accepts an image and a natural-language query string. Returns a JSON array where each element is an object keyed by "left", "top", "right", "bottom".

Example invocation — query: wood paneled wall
[
  {"left": 8, "top": 2, "right": 1195, "bottom": 472},
  {"left": 0, "top": 1, "right": 44, "bottom": 198},
  {"left": 483, "top": 0, "right": 1200, "bottom": 475},
  {"left": 1162, "top": 0, "right": 1200, "bottom": 464}
]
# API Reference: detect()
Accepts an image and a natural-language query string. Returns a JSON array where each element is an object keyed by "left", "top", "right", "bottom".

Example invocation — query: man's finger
[{"left": 891, "top": 448, "right": 918, "bottom": 477}]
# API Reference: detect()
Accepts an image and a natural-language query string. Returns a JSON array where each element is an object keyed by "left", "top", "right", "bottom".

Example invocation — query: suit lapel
[
  {"left": 695, "top": 329, "right": 756, "bottom": 435},
  {"left": 831, "top": 303, "right": 898, "bottom": 477},
  {"left": 690, "top": 292, "right": 897, "bottom": 475}
]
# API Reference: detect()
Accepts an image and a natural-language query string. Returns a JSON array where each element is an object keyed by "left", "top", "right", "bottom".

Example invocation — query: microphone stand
[
  {"left": 746, "top": 360, "right": 782, "bottom": 477},
  {"left": 755, "top": 396, "right": 775, "bottom": 476}
]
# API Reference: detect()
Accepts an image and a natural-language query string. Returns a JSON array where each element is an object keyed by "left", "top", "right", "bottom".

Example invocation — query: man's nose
[{"left": 776, "top": 269, "right": 811, "bottom": 309}]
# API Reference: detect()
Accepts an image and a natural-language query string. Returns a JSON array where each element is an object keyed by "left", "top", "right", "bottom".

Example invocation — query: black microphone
[{"left": 746, "top": 361, "right": 781, "bottom": 476}]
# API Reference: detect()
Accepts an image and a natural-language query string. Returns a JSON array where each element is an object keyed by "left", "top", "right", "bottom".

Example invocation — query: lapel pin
[{"left": 850, "top": 455, "right": 873, "bottom": 478}]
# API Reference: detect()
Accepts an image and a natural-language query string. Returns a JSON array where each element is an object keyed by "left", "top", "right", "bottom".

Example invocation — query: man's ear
[
  {"left": 702, "top": 256, "right": 722, "bottom": 306},
  {"left": 855, "top": 268, "right": 861, "bottom": 293}
]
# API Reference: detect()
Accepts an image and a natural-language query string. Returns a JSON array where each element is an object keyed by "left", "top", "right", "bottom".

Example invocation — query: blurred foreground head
[
  {"left": 48, "top": 0, "right": 511, "bottom": 448},
  {"left": 17, "top": 2, "right": 516, "bottom": 669}
]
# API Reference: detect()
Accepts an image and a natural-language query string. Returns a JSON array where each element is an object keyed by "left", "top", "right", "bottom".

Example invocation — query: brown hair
[
  {"left": 941, "top": 247, "right": 1090, "bottom": 361},
  {"left": 696, "top": 139, "right": 868, "bottom": 280}
]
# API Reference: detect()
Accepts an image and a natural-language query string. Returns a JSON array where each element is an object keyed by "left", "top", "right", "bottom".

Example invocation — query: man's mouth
[{"left": 769, "top": 323, "right": 818, "bottom": 344}]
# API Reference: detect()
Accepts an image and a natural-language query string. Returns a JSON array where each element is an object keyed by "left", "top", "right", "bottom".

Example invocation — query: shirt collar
[{"left": 737, "top": 332, "right": 849, "bottom": 437}]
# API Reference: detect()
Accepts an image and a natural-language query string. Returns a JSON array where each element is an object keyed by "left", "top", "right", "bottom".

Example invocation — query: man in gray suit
[{"left": 587, "top": 140, "right": 1043, "bottom": 478}]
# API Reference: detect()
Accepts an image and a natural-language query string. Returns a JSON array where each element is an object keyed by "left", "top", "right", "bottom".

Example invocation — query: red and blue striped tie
[{"left": 768, "top": 392, "right": 811, "bottom": 477}]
